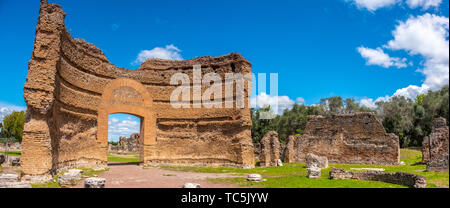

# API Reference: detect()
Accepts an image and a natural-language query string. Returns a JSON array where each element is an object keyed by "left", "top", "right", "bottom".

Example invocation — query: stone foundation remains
[
  {"left": 329, "top": 168, "right": 427, "bottom": 188},
  {"left": 284, "top": 113, "right": 400, "bottom": 165},
  {"left": 422, "top": 117, "right": 449, "bottom": 172},
  {"left": 21, "top": 1, "right": 254, "bottom": 177}
]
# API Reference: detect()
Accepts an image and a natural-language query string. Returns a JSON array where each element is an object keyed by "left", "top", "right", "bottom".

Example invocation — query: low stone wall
[{"left": 329, "top": 168, "right": 427, "bottom": 188}]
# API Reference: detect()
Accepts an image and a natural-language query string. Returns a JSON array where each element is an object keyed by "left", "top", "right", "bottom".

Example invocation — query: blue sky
[
  {"left": 108, "top": 114, "right": 140, "bottom": 142},
  {"left": 0, "top": 0, "right": 448, "bottom": 140}
]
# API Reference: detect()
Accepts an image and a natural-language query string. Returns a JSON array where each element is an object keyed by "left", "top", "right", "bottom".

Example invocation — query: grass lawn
[
  {"left": 107, "top": 152, "right": 140, "bottom": 163},
  {"left": 160, "top": 148, "right": 449, "bottom": 188},
  {"left": 1, "top": 151, "right": 21, "bottom": 156}
]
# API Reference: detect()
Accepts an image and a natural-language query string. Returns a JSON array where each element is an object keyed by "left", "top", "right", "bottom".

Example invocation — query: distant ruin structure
[
  {"left": 284, "top": 113, "right": 400, "bottom": 165},
  {"left": 109, "top": 133, "right": 141, "bottom": 153},
  {"left": 422, "top": 117, "right": 449, "bottom": 172},
  {"left": 21, "top": 1, "right": 254, "bottom": 178}
]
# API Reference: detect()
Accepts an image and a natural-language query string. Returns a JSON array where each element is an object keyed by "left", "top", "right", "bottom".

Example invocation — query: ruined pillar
[
  {"left": 21, "top": 1, "right": 66, "bottom": 177},
  {"left": 259, "top": 131, "right": 281, "bottom": 167}
]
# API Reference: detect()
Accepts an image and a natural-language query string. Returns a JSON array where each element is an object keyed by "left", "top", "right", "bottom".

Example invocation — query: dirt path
[{"left": 75, "top": 162, "right": 242, "bottom": 188}]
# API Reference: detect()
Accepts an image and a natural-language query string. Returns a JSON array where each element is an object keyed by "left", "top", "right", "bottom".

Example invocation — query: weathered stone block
[
  {"left": 22, "top": 175, "right": 53, "bottom": 184},
  {"left": 182, "top": 183, "right": 201, "bottom": 188},
  {"left": 0, "top": 174, "right": 19, "bottom": 183},
  {"left": 58, "top": 169, "right": 82, "bottom": 186},
  {"left": 84, "top": 177, "right": 106, "bottom": 188},
  {"left": 306, "top": 153, "right": 328, "bottom": 168},
  {"left": 247, "top": 174, "right": 263, "bottom": 182},
  {"left": 0, "top": 182, "right": 32, "bottom": 188},
  {"left": 9, "top": 156, "right": 20, "bottom": 166},
  {"left": 329, "top": 168, "right": 353, "bottom": 180},
  {"left": 307, "top": 165, "right": 321, "bottom": 179},
  {"left": 277, "top": 159, "right": 283, "bottom": 167}
]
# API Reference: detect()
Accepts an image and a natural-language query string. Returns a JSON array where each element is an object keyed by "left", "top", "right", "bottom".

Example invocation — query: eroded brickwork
[
  {"left": 289, "top": 113, "right": 400, "bottom": 165},
  {"left": 259, "top": 131, "right": 281, "bottom": 167},
  {"left": 22, "top": 1, "right": 254, "bottom": 177},
  {"left": 422, "top": 117, "right": 449, "bottom": 172}
]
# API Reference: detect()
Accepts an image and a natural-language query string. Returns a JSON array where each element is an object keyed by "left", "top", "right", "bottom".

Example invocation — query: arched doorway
[{"left": 97, "top": 78, "right": 156, "bottom": 164}]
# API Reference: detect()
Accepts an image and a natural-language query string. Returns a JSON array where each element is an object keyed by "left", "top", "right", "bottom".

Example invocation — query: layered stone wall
[
  {"left": 329, "top": 168, "right": 427, "bottom": 188},
  {"left": 285, "top": 113, "right": 400, "bottom": 165},
  {"left": 21, "top": 1, "right": 254, "bottom": 177},
  {"left": 259, "top": 131, "right": 281, "bottom": 167},
  {"left": 422, "top": 117, "right": 449, "bottom": 172}
]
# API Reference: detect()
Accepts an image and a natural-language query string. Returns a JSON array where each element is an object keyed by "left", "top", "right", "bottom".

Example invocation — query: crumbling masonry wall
[
  {"left": 284, "top": 113, "right": 400, "bottom": 165},
  {"left": 422, "top": 117, "right": 449, "bottom": 172},
  {"left": 21, "top": 1, "right": 254, "bottom": 177},
  {"left": 259, "top": 131, "right": 281, "bottom": 167}
]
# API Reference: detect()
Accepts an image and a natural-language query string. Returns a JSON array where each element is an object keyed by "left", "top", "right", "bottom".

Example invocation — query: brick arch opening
[{"left": 97, "top": 78, "right": 156, "bottom": 164}]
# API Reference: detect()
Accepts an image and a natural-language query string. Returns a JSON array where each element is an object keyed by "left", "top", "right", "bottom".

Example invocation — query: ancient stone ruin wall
[
  {"left": 286, "top": 113, "right": 400, "bottom": 165},
  {"left": 259, "top": 131, "right": 281, "bottom": 167},
  {"left": 422, "top": 117, "right": 449, "bottom": 172},
  {"left": 21, "top": 1, "right": 254, "bottom": 177}
]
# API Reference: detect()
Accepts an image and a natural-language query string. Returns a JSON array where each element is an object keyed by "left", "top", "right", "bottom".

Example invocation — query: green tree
[
  {"left": 250, "top": 106, "right": 277, "bottom": 143},
  {"left": 376, "top": 96, "right": 415, "bottom": 147},
  {"left": 1, "top": 111, "right": 26, "bottom": 142},
  {"left": 320, "top": 96, "right": 343, "bottom": 114},
  {"left": 273, "top": 104, "right": 323, "bottom": 143}
]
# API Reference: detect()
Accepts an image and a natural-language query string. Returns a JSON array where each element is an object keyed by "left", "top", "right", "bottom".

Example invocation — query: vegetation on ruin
[
  {"left": 251, "top": 85, "right": 449, "bottom": 147},
  {"left": 161, "top": 148, "right": 449, "bottom": 188}
]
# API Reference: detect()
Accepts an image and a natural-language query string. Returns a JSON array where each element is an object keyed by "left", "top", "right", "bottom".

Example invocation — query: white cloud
[
  {"left": 0, "top": 102, "right": 26, "bottom": 123},
  {"left": 347, "top": 0, "right": 442, "bottom": 11},
  {"left": 357, "top": 13, "right": 448, "bottom": 103},
  {"left": 348, "top": 0, "right": 400, "bottom": 12},
  {"left": 108, "top": 117, "right": 140, "bottom": 141},
  {"left": 360, "top": 98, "right": 378, "bottom": 108},
  {"left": 133, "top": 44, "right": 183, "bottom": 65},
  {"left": 385, "top": 13, "right": 449, "bottom": 97},
  {"left": 406, "top": 0, "right": 442, "bottom": 9},
  {"left": 359, "top": 95, "right": 391, "bottom": 108},
  {"left": 392, "top": 84, "right": 430, "bottom": 98},
  {"left": 295, "top": 97, "right": 305, "bottom": 104},
  {"left": 357, "top": 46, "right": 408, "bottom": 68},
  {"left": 250, "top": 93, "right": 295, "bottom": 115}
]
